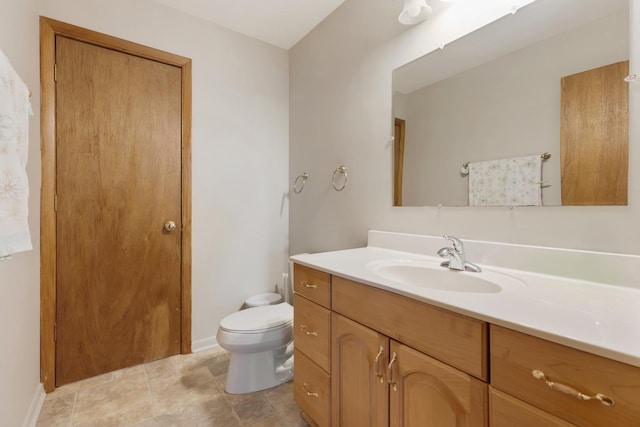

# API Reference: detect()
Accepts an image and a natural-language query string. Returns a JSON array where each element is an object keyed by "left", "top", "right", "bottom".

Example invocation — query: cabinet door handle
[
  {"left": 374, "top": 346, "right": 385, "bottom": 383},
  {"left": 302, "top": 382, "right": 319, "bottom": 398},
  {"left": 531, "top": 370, "right": 615, "bottom": 407},
  {"left": 301, "top": 280, "right": 317, "bottom": 289},
  {"left": 300, "top": 324, "right": 318, "bottom": 336},
  {"left": 387, "top": 351, "right": 398, "bottom": 392}
]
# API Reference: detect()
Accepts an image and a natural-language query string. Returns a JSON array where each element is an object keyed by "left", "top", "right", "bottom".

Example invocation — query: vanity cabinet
[
  {"left": 490, "top": 325, "right": 640, "bottom": 427},
  {"left": 293, "top": 264, "right": 332, "bottom": 426},
  {"left": 332, "top": 312, "right": 487, "bottom": 426},
  {"left": 292, "top": 263, "right": 640, "bottom": 427},
  {"left": 331, "top": 275, "right": 488, "bottom": 427}
]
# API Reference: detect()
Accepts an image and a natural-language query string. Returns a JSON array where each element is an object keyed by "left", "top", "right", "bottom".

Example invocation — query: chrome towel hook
[
  {"left": 332, "top": 166, "right": 348, "bottom": 191},
  {"left": 293, "top": 172, "right": 309, "bottom": 194}
]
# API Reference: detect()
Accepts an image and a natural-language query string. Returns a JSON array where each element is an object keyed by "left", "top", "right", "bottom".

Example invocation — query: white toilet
[{"left": 216, "top": 293, "right": 294, "bottom": 394}]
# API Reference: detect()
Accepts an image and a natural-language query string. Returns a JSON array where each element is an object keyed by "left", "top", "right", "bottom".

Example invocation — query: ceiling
[
  {"left": 149, "top": 0, "right": 347, "bottom": 50},
  {"left": 148, "top": 0, "right": 455, "bottom": 50}
]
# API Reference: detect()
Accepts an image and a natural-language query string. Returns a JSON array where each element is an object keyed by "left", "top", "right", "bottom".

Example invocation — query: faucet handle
[
  {"left": 442, "top": 235, "right": 464, "bottom": 253},
  {"left": 437, "top": 247, "right": 451, "bottom": 258}
]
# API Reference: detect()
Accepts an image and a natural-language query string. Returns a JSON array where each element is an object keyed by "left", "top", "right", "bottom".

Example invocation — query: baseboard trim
[
  {"left": 192, "top": 336, "right": 219, "bottom": 353},
  {"left": 23, "top": 382, "right": 46, "bottom": 427}
]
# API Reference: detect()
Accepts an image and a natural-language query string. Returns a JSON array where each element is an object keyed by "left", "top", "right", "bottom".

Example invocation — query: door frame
[
  {"left": 39, "top": 16, "right": 192, "bottom": 392},
  {"left": 393, "top": 118, "right": 405, "bottom": 207}
]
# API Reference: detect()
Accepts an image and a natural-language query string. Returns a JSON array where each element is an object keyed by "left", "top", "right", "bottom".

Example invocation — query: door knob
[{"left": 164, "top": 221, "right": 177, "bottom": 232}]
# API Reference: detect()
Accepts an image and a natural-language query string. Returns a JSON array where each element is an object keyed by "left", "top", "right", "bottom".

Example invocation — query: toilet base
[{"left": 224, "top": 344, "right": 294, "bottom": 394}]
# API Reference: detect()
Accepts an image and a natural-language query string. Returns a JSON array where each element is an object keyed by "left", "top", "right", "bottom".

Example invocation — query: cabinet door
[
  {"left": 332, "top": 313, "right": 389, "bottom": 427},
  {"left": 389, "top": 341, "right": 488, "bottom": 427}
]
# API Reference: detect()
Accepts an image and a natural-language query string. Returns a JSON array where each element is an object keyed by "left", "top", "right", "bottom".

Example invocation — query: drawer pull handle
[
  {"left": 531, "top": 370, "right": 615, "bottom": 407},
  {"left": 301, "top": 280, "right": 317, "bottom": 289},
  {"left": 387, "top": 351, "right": 398, "bottom": 392},
  {"left": 302, "top": 382, "right": 319, "bottom": 398},
  {"left": 374, "top": 346, "right": 385, "bottom": 383},
  {"left": 300, "top": 324, "right": 318, "bottom": 336}
]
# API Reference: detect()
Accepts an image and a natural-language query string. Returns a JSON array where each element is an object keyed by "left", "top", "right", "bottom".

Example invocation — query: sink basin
[{"left": 366, "top": 259, "right": 525, "bottom": 293}]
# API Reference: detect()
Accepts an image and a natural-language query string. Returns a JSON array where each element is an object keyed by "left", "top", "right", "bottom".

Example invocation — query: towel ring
[
  {"left": 332, "top": 166, "right": 348, "bottom": 191},
  {"left": 294, "top": 172, "right": 309, "bottom": 194}
]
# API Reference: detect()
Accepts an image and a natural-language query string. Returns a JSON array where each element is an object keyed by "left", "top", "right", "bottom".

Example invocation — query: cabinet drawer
[
  {"left": 294, "top": 264, "right": 331, "bottom": 309},
  {"left": 490, "top": 387, "right": 576, "bottom": 427},
  {"left": 491, "top": 325, "right": 640, "bottom": 427},
  {"left": 294, "top": 294, "right": 331, "bottom": 372},
  {"left": 332, "top": 276, "right": 488, "bottom": 380},
  {"left": 294, "top": 349, "right": 331, "bottom": 427}
]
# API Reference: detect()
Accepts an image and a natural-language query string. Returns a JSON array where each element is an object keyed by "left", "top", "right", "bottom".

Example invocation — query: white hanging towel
[
  {"left": 0, "top": 49, "right": 32, "bottom": 257},
  {"left": 468, "top": 155, "right": 542, "bottom": 207}
]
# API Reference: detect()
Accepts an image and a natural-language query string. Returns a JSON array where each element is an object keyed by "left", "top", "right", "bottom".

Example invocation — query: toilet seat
[{"left": 220, "top": 303, "right": 292, "bottom": 334}]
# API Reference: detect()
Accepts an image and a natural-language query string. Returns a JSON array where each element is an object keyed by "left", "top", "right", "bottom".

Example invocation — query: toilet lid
[{"left": 220, "top": 303, "right": 293, "bottom": 333}]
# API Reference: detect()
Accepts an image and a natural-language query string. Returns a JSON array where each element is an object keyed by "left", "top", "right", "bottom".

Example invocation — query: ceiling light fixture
[{"left": 398, "top": 0, "right": 432, "bottom": 25}]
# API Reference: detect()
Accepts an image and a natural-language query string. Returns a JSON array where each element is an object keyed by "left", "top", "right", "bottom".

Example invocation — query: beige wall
[
  {"left": 0, "top": 0, "right": 42, "bottom": 425},
  {"left": 290, "top": 0, "right": 640, "bottom": 255}
]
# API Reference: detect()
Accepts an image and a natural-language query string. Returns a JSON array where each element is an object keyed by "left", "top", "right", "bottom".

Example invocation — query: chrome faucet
[{"left": 437, "top": 235, "right": 481, "bottom": 272}]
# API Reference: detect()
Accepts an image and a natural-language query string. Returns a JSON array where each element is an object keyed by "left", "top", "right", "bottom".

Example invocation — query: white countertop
[{"left": 290, "top": 237, "right": 640, "bottom": 368}]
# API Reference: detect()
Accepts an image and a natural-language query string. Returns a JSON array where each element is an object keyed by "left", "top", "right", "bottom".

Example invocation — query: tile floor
[{"left": 36, "top": 348, "right": 308, "bottom": 427}]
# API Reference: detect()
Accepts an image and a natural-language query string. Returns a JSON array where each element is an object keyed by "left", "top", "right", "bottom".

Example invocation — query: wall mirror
[{"left": 392, "top": 0, "right": 629, "bottom": 207}]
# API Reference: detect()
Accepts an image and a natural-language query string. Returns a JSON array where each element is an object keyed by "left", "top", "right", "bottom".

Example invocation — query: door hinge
[
  {"left": 54, "top": 194, "right": 58, "bottom": 212},
  {"left": 53, "top": 323, "right": 57, "bottom": 341},
  {"left": 54, "top": 64, "right": 57, "bottom": 82}
]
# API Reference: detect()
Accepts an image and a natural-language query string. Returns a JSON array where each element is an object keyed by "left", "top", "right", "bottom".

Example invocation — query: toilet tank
[{"left": 245, "top": 292, "right": 283, "bottom": 308}]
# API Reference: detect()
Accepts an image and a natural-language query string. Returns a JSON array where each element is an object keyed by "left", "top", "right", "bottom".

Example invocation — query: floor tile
[
  {"left": 232, "top": 396, "right": 274, "bottom": 423},
  {"left": 36, "top": 349, "right": 307, "bottom": 427},
  {"left": 72, "top": 368, "right": 152, "bottom": 426},
  {"left": 143, "top": 357, "right": 178, "bottom": 382},
  {"left": 36, "top": 392, "right": 75, "bottom": 427},
  {"left": 243, "top": 413, "right": 284, "bottom": 427}
]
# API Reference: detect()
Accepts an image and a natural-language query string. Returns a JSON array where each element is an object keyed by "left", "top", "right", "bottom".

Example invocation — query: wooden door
[
  {"left": 332, "top": 313, "right": 389, "bottom": 426},
  {"left": 394, "top": 118, "right": 405, "bottom": 206},
  {"left": 389, "top": 341, "right": 487, "bottom": 427},
  {"left": 560, "top": 61, "right": 628, "bottom": 205},
  {"left": 54, "top": 36, "right": 182, "bottom": 386}
]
